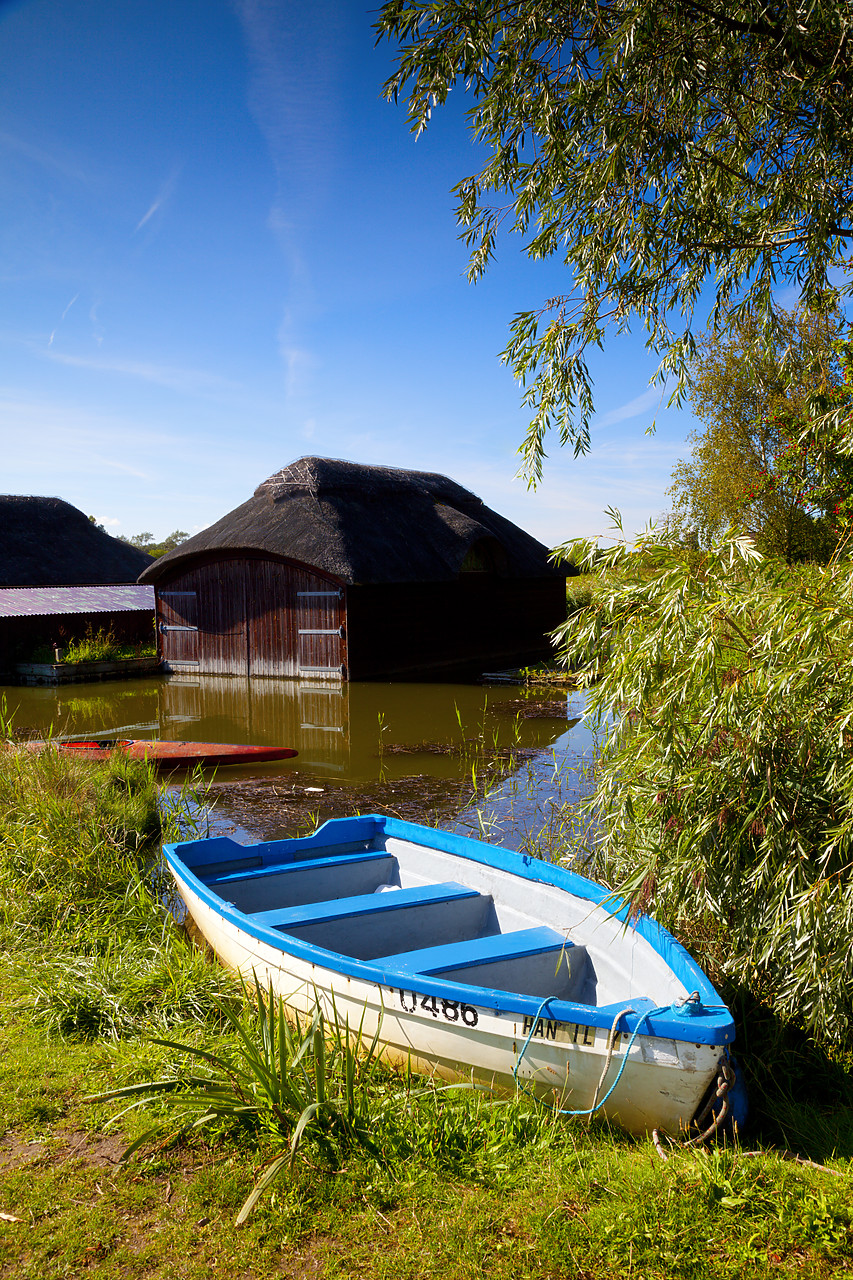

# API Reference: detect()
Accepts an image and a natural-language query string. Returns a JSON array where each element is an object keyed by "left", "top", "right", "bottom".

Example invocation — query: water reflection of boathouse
[
  {"left": 155, "top": 674, "right": 570, "bottom": 782},
  {"left": 158, "top": 674, "right": 350, "bottom": 775}
]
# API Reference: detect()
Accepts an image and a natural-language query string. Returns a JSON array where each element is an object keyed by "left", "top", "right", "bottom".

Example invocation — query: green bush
[
  {"left": 27, "top": 626, "right": 155, "bottom": 665},
  {"left": 556, "top": 518, "right": 853, "bottom": 1046},
  {"left": 61, "top": 625, "right": 155, "bottom": 663},
  {"left": 565, "top": 574, "right": 596, "bottom": 612}
]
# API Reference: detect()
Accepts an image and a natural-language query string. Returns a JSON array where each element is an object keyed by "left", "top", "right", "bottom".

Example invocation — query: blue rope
[{"left": 513, "top": 997, "right": 673, "bottom": 1117}]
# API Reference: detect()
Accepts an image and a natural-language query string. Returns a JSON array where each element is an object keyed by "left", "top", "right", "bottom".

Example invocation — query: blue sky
[{"left": 1, "top": 0, "right": 698, "bottom": 549}]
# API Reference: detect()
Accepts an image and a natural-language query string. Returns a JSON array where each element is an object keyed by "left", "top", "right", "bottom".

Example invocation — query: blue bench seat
[
  {"left": 174, "top": 827, "right": 377, "bottom": 878},
  {"left": 376, "top": 925, "right": 570, "bottom": 975},
  {"left": 204, "top": 849, "right": 395, "bottom": 888},
  {"left": 377, "top": 925, "right": 589, "bottom": 1001},
  {"left": 249, "top": 881, "right": 494, "bottom": 962},
  {"left": 250, "top": 880, "right": 478, "bottom": 931}
]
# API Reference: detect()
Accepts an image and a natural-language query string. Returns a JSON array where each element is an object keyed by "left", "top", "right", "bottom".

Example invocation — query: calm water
[{"left": 2, "top": 674, "right": 595, "bottom": 849}]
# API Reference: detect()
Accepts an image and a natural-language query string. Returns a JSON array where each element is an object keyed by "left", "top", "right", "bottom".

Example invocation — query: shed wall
[
  {"left": 346, "top": 577, "right": 564, "bottom": 680},
  {"left": 155, "top": 555, "right": 346, "bottom": 678}
]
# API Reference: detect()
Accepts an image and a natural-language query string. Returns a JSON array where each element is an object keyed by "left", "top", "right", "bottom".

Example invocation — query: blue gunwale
[{"left": 163, "top": 813, "right": 735, "bottom": 1047}]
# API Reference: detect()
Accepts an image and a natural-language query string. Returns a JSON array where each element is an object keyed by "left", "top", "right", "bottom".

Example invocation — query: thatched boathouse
[
  {"left": 141, "top": 458, "right": 569, "bottom": 681},
  {"left": 0, "top": 496, "right": 156, "bottom": 673},
  {"left": 2, "top": 496, "right": 153, "bottom": 587}
]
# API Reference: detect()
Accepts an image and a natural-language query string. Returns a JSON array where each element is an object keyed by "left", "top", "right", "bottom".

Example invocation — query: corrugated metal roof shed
[{"left": 0, "top": 585, "right": 155, "bottom": 619}]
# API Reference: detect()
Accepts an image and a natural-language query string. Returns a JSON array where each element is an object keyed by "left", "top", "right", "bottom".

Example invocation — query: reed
[{"left": 0, "top": 722, "right": 237, "bottom": 1038}]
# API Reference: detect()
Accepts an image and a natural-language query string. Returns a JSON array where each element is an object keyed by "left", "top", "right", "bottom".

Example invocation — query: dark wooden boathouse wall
[
  {"left": 155, "top": 553, "right": 346, "bottom": 679},
  {"left": 345, "top": 577, "right": 565, "bottom": 680},
  {"left": 154, "top": 551, "right": 562, "bottom": 682}
]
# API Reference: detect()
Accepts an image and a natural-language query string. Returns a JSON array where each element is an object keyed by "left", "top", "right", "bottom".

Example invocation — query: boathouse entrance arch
[{"left": 156, "top": 553, "right": 347, "bottom": 680}]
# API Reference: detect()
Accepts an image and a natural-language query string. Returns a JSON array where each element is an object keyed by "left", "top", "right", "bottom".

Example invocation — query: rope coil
[
  {"left": 513, "top": 996, "right": 735, "bottom": 1149},
  {"left": 513, "top": 996, "right": 673, "bottom": 1118}
]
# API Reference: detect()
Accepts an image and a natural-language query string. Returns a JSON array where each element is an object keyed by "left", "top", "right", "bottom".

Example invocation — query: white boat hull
[{"left": 171, "top": 821, "right": 734, "bottom": 1136}]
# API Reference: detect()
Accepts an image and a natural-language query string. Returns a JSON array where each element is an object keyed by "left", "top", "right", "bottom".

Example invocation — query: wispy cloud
[
  {"left": 233, "top": 0, "right": 341, "bottom": 204},
  {"left": 86, "top": 453, "right": 150, "bottom": 479},
  {"left": 592, "top": 385, "right": 663, "bottom": 430},
  {"left": 0, "top": 128, "right": 91, "bottom": 184},
  {"left": 48, "top": 293, "right": 80, "bottom": 348},
  {"left": 89, "top": 299, "right": 104, "bottom": 346},
  {"left": 277, "top": 316, "right": 316, "bottom": 401},
  {"left": 37, "top": 347, "right": 240, "bottom": 396},
  {"left": 232, "top": 2, "right": 344, "bottom": 396},
  {"left": 0, "top": 390, "right": 292, "bottom": 539},
  {"left": 0, "top": 395, "right": 162, "bottom": 483},
  {"left": 134, "top": 166, "right": 180, "bottom": 234}
]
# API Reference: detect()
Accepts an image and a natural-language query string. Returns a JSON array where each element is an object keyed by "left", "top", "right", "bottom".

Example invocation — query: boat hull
[
  {"left": 178, "top": 872, "right": 724, "bottom": 1134},
  {"left": 164, "top": 815, "right": 740, "bottom": 1136},
  {"left": 27, "top": 740, "right": 298, "bottom": 769}
]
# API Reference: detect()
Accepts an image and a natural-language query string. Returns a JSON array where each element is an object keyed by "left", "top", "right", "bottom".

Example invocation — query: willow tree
[
  {"left": 378, "top": 1, "right": 853, "bottom": 479},
  {"left": 380, "top": 2, "right": 853, "bottom": 1041},
  {"left": 667, "top": 306, "right": 851, "bottom": 560}
]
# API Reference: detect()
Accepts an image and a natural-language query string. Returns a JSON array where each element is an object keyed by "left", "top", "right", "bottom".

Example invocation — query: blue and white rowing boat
[{"left": 163, "top": 815, "right": 744, "bottom": 1135}]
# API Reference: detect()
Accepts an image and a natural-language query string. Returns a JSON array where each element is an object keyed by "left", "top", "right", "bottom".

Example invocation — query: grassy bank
[{"left": 1, "top": 746, "right": 852, "bottom": 1278}]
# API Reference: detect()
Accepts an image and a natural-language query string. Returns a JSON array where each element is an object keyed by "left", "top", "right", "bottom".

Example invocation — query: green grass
[
  {"left": 0, "top": 744, "right": 852, "bottom": 1277},
  {"left": 28, "top": 625, "right": 156, "bottom": 665},
  {"left": 565, "top": 572, "right": 597, "bottom": 613}
]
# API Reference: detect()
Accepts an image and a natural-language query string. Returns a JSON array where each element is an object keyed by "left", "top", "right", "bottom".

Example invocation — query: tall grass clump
[
  {"left": 95, "top": 979, "right": 560, "bottom": 1223},
  {"left": 60, "top": 624, "right": 154, "bottom": 663},
  {"left": 0, "top": 728, "right": 235, "bottom": 1035},
  {"left": 0, "top": 741, "right": 161, "bottom": 944},
  {"left": 554, "top": 513, "right": 853, "bottom": 1050}
]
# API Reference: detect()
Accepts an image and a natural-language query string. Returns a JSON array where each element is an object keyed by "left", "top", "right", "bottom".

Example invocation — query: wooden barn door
[
  {"left": 247, "top": 560, "right": 293, "bottom": 678},
  {"left": 157, "top": 559, "right": 346, "bottom": 679},
  {"left": 158, "top": 591, "right": 199, "bottom": 669},
  {"left": 295, "top": 585, "right": 346, "bottom": 679}
]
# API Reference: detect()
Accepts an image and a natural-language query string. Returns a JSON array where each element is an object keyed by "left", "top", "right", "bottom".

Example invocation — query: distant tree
[
  {"left": 666, "top": 305, "right": 853, "bottom": 561},
  {"left": 379, "top": 1, "right": 853, "bottom": 480},
  {"left": 88, "top": 515, "right": 106, "bottom": 533},
  {"left": 118, "top": 530, "right": 190, "bottom": 559},
  {"left": 155, "top": 530, "right": 190, "bottom": 557}
]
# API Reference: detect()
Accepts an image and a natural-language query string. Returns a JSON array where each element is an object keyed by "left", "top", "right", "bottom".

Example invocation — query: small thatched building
[
  {"left": 141, "top": 458, "right": 570, "bottom": 680},
  {"left": 2, "top": 496, "right": 153, "bottom": 587},
  {"left": 0, "top": 496, "right": 155, "bottom": 669}
]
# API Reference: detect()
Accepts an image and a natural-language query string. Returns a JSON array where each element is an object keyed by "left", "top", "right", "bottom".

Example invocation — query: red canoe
[{"left": 27, "top": 740, "right": 298, "bottom": 769}]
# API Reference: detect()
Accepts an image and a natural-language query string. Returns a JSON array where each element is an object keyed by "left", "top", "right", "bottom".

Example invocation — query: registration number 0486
[{"left": 396, "top": 989, "right": 478, "bottom": 1027}]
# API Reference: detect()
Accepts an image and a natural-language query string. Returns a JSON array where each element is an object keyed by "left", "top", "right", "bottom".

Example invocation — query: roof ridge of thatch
[
  {"left": 254, "top": 456, "right": 487, "bottom": 510},
  {"left": 1, "top": 494, "right": 154, "bottom": 587},
  {"left": 142, "top": 457, "right": 564, "bottom": 586},
  {"left": 2, "top": 493, "right": 86, "bottom": 509}
]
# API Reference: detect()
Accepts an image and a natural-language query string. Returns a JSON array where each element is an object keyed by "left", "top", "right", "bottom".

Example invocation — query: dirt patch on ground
[{"left": 0, "top": 1128, "right": 125, "bottom": 1172}]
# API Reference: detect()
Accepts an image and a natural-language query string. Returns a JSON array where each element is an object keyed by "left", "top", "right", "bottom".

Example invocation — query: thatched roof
[
  {"left": 142, "top": 457, "right": 564, "bottom": 585},
  {"left": 1, "top": 496, "right": 154, "bottom": 587}
]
